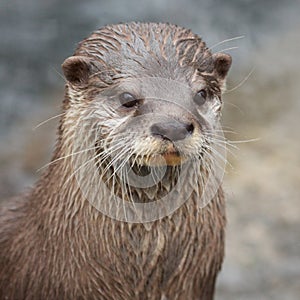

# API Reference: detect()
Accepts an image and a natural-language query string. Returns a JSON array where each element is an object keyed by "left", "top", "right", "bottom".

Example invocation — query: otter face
[
  {"left": 60, "top": 23, "right": 231, "bottom": 220},
  {"left": 62, "top": 23, "right": 231, "bottom": 169}
]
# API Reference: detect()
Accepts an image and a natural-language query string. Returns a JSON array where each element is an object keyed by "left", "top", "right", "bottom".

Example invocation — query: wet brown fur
[{"left": 0, "top": 23, "right": 230, "bottom": 300}]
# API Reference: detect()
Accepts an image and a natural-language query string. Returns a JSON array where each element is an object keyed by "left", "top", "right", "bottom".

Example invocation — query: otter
[{"left": 0, "top": 22, "right": 231, "bottom": 300}]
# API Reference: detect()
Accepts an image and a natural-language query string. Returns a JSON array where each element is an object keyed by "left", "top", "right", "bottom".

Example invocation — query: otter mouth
[
  {"left": 136, "top": 142, "right": 187, "bottom": 167},
  {"left": 144, "top": 151, "right": 185, "bottom": 166}
]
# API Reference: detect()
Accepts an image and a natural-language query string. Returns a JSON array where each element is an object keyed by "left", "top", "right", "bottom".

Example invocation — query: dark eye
[
  {"left": 194, "top": 89, "right": 207, "bottom": 106},
  {"left": 119, "top": 92, "right": 139, "bottom": 108}
]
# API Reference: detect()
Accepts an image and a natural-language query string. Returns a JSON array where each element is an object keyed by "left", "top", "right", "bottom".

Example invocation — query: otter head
[{"left": 60, "top": 23, "right": 231, "bottom": 220}]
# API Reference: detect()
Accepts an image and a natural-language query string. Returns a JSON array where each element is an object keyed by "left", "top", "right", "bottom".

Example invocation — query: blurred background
[{"left": 1, "top": 0, "right": 299, "bottom": 299}]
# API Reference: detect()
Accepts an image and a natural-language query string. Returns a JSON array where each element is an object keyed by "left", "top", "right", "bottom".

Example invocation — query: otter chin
[
  {"left": 1, "top": 22, "right": 231, "bottom": 300},
  {"left": 145, "top": 152, "right": 185, "bottom": 166},
  {"left": 154, "top": 152, "right": 184, "bottom": 166},
  {"left": 137, "top": 142, "right": 186, "bottom": 166}
]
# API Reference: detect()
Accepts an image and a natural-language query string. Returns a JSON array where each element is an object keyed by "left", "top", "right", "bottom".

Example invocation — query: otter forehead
[
  {"left": 62, "top": 22, "right": 231, "bottom": 102},
  {"left": 74, "top": 22, "right": 214, "bottom": 82}
]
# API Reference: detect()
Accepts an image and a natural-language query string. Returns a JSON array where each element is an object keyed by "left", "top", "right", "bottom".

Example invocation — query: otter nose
[{"left": 150, "top": 121, "right": 194, "bottom": 141}]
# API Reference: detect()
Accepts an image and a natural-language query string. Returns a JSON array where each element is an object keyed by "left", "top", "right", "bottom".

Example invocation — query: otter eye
[
  {"left": 119, "top": 92, "right": 139, "bottom": 108},
  {"left": 194, "top": 89, "right": 207, "bottom": 106}
]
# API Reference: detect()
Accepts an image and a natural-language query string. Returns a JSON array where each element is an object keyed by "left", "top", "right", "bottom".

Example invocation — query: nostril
[
  {"left": 186, "top": 123, "right": 194, "bottom": 135},
  {"left": 150, "top": 124, "right": 162, "bottom": 137}
]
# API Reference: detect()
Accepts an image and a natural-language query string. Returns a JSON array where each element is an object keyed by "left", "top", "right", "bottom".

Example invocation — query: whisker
[
  {"left": 225, "top": 67, "right": 255, "bottom": 94},
  {"left": 205, "top": 139, "right": 237, "bottom": 157},
  {"left": 62, "top": 146, "right": 105, "bottom": 190},
  {"left": 37, "top": 146, "right": 99, "bottom": 172},
  {"left": 103, "top": 147, "right": 132, "bottom": 178},
  {"left": 122, "top": 161, "right": 139, "bottom": 218},
  {"left": 109, "top": 149, "right": 132, "bottom": 180},
  {"left": 228, "top": 137, "right": 260, "bottom": 144},
  {"left": 223, "top": 102, "right": 245, "bottom": 115},
  {"left": 51, "top": 66, "right": 67, "bottom": 83},
  {"left": 209, "top": 35, "right": 245, "bottom": 50},
  {"left": 216, "top": 46, "right": 239, "bottom": 53},
  {"left": 33, "top": 112, "right": 66, "bottom": 130},
  {"left": 201, "top": 148, "right": 229, "bottom": 172}
]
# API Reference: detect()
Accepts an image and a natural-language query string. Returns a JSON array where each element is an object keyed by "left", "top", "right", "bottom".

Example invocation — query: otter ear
[
  {"left": 62, "top": 56, "right": 96, "bottom": 85},
  {"left": 212, "top": 53, "right": 232, "bottom": 80}
]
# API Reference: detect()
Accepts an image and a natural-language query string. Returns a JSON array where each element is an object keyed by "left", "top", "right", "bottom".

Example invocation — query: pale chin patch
[{"left": 145, "top": 153, "right": 186, "bottom": 167}]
